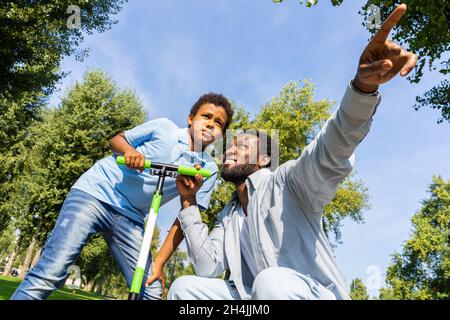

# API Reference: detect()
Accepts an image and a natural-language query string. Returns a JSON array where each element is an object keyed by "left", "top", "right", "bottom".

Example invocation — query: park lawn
[{"left": 0, "top": 275, "right": 108, "bottom": 300}]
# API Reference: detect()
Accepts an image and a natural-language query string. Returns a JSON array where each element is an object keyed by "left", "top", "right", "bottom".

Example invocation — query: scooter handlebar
[{"left": 115, "top": 156, "right": 211, "bottom": 178}]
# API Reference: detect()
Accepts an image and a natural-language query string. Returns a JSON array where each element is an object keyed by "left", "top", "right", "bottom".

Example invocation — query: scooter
[{"left": 115, "top": 155, "right": 211, "bottom": 300}]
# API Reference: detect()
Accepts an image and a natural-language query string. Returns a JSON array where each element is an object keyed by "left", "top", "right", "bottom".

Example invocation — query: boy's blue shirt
[{"left": 72, "top": 117, "right": 218, "bottom": 223}]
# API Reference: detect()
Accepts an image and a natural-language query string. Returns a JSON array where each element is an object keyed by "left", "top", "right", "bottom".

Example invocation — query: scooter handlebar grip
[
  {"left": 116, "top": 156, "right": 151, "bottom": 168},
  {"left": 178, "top": 165, "right": 211, "bottom": 178}
]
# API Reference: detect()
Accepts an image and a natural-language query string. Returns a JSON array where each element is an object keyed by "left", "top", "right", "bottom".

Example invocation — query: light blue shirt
[{"left": 72, "top": 117, "right": 218, "bottom": 223}]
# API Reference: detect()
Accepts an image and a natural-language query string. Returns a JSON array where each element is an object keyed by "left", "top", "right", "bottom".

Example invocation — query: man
[{"left": 167, "top": 4, "right": 417, "bottom": 300}]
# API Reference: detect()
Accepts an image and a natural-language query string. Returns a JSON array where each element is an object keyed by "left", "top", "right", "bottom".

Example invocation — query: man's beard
[{"left": 220, "top": 164, "right": 258, "bottom": 183}]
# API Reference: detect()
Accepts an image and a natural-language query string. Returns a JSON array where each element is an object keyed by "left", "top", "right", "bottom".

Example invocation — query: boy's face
[{"left": 188, "top": 103, "right": 228, "bottom": 150}]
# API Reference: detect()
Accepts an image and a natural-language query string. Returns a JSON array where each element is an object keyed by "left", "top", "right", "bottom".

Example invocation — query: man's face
[
  {"left": 220, "top": 133, "right": 262, "bottom": 183},
  {"left": 188, "top": 103, "right": 228, "bottom": 149}
]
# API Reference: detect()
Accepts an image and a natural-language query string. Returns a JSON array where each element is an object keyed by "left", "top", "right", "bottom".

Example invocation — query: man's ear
[{"left": 258, "top": 155, "right": 271, "bottom": 168}]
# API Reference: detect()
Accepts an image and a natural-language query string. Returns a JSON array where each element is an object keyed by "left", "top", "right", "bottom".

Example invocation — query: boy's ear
[
  {"left": 258, "top": 155, "right": 271, "bottom": 168},
  {"left": 187, "top": 115, "right": 193, "bottom": 127}
]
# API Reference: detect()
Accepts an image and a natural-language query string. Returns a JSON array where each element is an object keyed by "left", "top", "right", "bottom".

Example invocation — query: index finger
[{"left": 371, "top": 3, "right": 407, "bottom": 44}]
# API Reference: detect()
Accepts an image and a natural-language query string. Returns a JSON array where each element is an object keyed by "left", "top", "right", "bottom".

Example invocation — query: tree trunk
[
  {"left": 19, "top": 235, "right": 37, "bottom": 279},
  {"left": 96, "top": 275, "right": 106, "bottom": 295},
  {"left": 3, "top": 235, "right": 22, "bottom": 276},
  {"left": 90, "top": 279, "right": 98, "bottom": 293},
  {"left": 30, "top": 245, "right": 42, "bottom": 269},
  {"left": 168, "top": 249, "right": 179, "bottom": 286},
  {"left": 103, "top": 274, "right": 112, "bottom": 297},
  {"left": 88, "top": 280, "right": 96, "bottom": 292}
]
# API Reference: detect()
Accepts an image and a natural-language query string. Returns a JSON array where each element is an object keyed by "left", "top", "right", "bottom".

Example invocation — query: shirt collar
[
  {"left": 176, "top": 127, "right": 209, "bottom": 163},
  {"left": 229, "top": 168, "right": 272, "bottom": 205},
  {"left": 177, "top": 127, "right": 190, "bottom": 146},
  {"left": 246, "top": 168, "right": 272, "bottom": 191}
]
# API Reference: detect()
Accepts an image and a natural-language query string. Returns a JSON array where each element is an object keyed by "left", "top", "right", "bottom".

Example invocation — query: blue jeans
[{"left": 11, "top": 189, "right": 162, "bottom": 300}]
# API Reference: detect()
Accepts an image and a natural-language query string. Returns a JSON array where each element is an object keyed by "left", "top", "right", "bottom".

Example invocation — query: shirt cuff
[
  {"left": 196, "top": 200, "right": 208, "bottom": 211},
  {"left": 178, "top": 205, "right": 202, "bottom": 230},
  {"left": 340, "top": 80, "right": 382, "bottom": 120},
  {"left": 349, "top": 79, "right": 380, "bottom": 97},
  {"left": 123, "top": 130, "right": 134, "bottom": 146}
]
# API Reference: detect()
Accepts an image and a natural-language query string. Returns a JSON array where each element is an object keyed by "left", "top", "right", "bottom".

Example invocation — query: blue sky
[{"left": 51, "top": 0, "right": 450, "bottom": 297}]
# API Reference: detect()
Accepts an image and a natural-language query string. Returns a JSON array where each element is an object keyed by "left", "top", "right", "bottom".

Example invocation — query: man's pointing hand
[{"left": 353, "top": 3, "right": 418, "bottom": 93}]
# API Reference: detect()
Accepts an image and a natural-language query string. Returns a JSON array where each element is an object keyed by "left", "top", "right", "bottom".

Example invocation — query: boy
[{"left": 11, "top": 93, "right": 233, "bottom": 300}]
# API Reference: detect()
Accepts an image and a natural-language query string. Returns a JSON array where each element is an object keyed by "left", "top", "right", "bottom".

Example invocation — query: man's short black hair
[
  {"left": 190, "top": 93, "right": 234, "bottom": 130},
  {"left": 253, "top": 130, "right": 273, "bottom": 169}
]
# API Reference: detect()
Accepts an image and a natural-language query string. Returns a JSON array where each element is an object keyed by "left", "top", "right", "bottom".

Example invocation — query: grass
[{"left": 0, "top": 275, "right": 108, "bottom": 300}]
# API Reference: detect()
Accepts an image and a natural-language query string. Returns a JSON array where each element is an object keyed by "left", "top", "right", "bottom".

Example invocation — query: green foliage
[
  {"left": 0, "top": 0, "right": 126, "bottom": 100},
  {"left": 204, "top": 80, "right": 370, "bottom": 244},
  {"left": 349, "top": 278, "right": 369, "bottom": 300},
  {"left": 378, "top": 287, "right": 400, "bottom": 300},
  {"left": 151, "top": 225, "right": 161, "bottom": 258},
  {"left": 253, "top": 80, "right": 330, "bottom": 164},
  {"left": 77, "top": 225, "right": 161, "bottom": 299},
  {"left": 360, "top": 0, "right": 449, "bottom": 123},
  {"left": 385, "top": 176, "right": 449, "bottom": 300},
  {"left": 0, "top": 69, "right": 146, "bottom": 251},
  {"left": 165, "top": 249, "right": 189, "bottom": 286},
  {"left": 415, "top": 79, "right": 450, "bottom": 124},
  {"left": 0, "top": 225, "right": 16, "bottom": 267},
  {"left": 201, "top": 178, "right": 236, "bottom": 231},
  {"left": 273, "top": 0, "right": 450, "bottom": 123},
  {"left": 77, "top": 235, "right": 118, "bottom": 289},
  {"left": 323, "top": 175, "right": 370, "bottom": 244},
  {"left": 0, "top": 0, "right": 128, "bottom": 231},
  {"left": 272, "top": 0, "right": 344, "bottom": 7},
  {"left": 163, "top": 248, "right": 195, "bottom": 299}
]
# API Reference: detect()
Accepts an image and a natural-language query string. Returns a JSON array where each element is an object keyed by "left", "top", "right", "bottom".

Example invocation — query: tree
[
  {"left": 272, "top": 0, "right": 449, "bottom": 123},
  {"left": 385, "top": 176, "right": 449, "bottom": 300},
  {"left": 0, "top": 144, "right": 51, "bottom": 277},
  {"left": 0, "top": 0, "right": 128, "bottom": 231},
  {"left": 349, "top": 278, "right": 369, "bottom": 300},
  {"left": 0, "top": 70, "right": 146, "bottom": 282},
  {"left": 0, "top": 0, "right": 127, "bottom": 101},
  {"left": 272, "top": 0, "right": 344, "bottom": 8},
  {"left": 151, "top": 225, "right": 161, "bottom": 258},
  {"left": 163, "top": 249, "right": 195, "bottom": 299},
  {"left": 378, "top": 287, "right": 399, "bottom": 300},
  {"left": 76, "top": 226, "right": 161, "bottom": 298},
  {"left": 0, "top": 224, "right": 16, "bottom": 269},
  {"left": 2, "top": 233, "right": 23, "bottom": 276},
  {"left": 77, "top": 235, "right": 116, "bottom": 293},
  {"left": 204, "top": 80, "right": 370, "bottom": 245},
  {"left": 12, "top": 70, "right": 145, "bottom": 242}
]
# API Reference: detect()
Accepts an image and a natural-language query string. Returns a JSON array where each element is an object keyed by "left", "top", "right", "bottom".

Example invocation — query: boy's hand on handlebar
[{"left": 124, "top": 149, "right": 146, "bottom": 172}]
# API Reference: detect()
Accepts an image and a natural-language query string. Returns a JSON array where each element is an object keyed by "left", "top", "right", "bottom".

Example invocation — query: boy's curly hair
[{"left": 190, "top": 93, "right": 234, "bottom": 130}]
